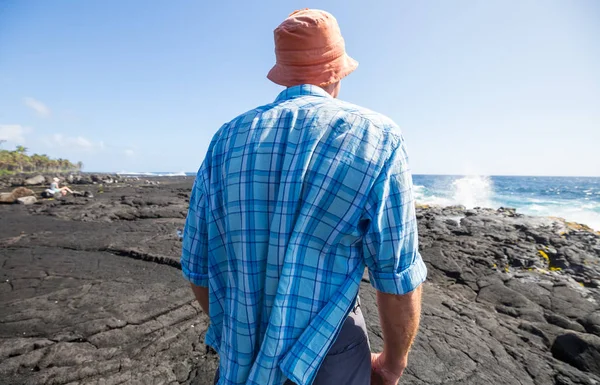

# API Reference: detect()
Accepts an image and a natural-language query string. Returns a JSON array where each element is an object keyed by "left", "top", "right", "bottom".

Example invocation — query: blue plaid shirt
[{"left": 182, "top": 85, "right": 427, "bottom": 385}]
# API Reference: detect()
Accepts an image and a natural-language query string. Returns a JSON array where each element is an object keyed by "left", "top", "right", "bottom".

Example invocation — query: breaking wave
[{"left": 413, "top": 175, "right": 600, "bottom": 230}]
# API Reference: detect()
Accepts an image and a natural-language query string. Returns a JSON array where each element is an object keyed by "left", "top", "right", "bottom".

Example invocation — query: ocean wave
[
  {"left": 414, "top": 175, "right": 493, "bottom": 209},
  {"left": 413, "top": 175, "right": 600, "bottom": 230}
]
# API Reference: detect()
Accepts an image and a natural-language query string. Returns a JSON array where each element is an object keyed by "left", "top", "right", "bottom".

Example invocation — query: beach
[{"left": 1, "top": 175, "right": 600, "bottom": 384}]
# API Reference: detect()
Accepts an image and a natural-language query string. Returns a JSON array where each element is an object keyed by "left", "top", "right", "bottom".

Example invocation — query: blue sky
[{"left": 0, "top": 0, "right": 598, "bottom": 176}]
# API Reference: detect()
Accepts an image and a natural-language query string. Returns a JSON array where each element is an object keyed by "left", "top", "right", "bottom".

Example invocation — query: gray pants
[{"left": 214, "top": 305, "right": 371, "bottom": 385}]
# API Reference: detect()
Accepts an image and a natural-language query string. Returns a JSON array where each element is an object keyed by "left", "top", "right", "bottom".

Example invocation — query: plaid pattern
[{"left": 182, "top": 85, "right": 427, "bottom": 385}]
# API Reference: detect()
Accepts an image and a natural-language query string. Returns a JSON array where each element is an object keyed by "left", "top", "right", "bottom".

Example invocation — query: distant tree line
[{"left": 0, "top": 144, "right": 82, "bottom": 175}]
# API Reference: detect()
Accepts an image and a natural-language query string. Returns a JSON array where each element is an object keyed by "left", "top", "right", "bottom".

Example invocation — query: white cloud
[
  {"left": 124, "top": 149, "right": 135, "bottom": 157},
  {"left": 46, "top": 133, "right": 103, "bottom": 151},
  {"left": 0, "top": 124, "right": 32, "bottom": 144},
  {"left": 23, "top": 97, "right": 51, "bottom": 117}
]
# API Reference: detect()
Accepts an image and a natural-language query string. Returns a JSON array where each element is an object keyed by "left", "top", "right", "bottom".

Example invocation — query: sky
[{"left": 0, "top": 0, "right": 599, "bottom": 176}]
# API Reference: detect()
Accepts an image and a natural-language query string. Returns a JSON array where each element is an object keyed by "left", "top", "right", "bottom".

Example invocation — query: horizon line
[{"left": 83, "top": 171, "right": 600, "bottom": 178}]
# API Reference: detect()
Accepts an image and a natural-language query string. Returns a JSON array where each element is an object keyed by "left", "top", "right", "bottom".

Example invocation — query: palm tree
[
  {"left": 39, "top": 154, "right": 51, "bottom": 172},
  {"left": 0, "top": 145, "right": 80, "bottom": 174},
  {"left": 0, "top": 150, "right": 11, "bottom": 170}
]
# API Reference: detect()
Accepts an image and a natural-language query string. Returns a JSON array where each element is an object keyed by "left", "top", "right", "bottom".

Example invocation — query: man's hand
[
  {"left": 371, "top": 284, "right": 423, "bottom": 385},
  {"left": 370, "top": 352, "right": 406, "bottom": 385}
]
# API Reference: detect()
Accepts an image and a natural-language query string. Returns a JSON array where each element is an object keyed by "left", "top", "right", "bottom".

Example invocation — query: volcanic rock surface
[{"left": 1, "top": 177, "right": 599, "bottom": 385}]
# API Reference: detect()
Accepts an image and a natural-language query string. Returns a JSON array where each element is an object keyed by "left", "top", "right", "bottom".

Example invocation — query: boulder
[
  {"left": 73, "top": 175, "right": 93, "bottom": 184},
  {"left": 16, "top": 196, "right": 37, "bottom": 205},
  {"left": 0, "top": 187, "right": 35, "bottom": 204},
  {"left": 23, "top": 175, "right": 46, "bottom": 186},
  {"left": 0, "top": 192, "right": 15, "bottom": 203},
  {"left": 11, "top": 187, "right": 35, "bottom": 199},
  {"left": 551, "top": 332, "right": 600, "bottom": 376},
  {"left": 9, "top": 177, "right": 24, "bottom": 187}
]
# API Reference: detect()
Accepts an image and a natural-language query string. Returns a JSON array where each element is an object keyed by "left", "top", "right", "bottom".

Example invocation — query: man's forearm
[
  {"left": 191, "top": 284, "right": 210, "bottom": 315},
  {"left": 377, "top": 284, "right": 423, "bottom": 370}
]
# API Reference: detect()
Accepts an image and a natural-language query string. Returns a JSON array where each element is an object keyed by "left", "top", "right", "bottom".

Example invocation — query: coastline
[
  {"left": 2, "top": 172, "right": 599, "bottom": 232},
  {"left": 1, "top": 176, "right": 599, "bottom": 383}
]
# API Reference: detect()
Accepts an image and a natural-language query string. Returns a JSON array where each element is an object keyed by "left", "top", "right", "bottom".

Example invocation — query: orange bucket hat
[{"left": 267, "top": 9, "right": 358, "bottom": 87}]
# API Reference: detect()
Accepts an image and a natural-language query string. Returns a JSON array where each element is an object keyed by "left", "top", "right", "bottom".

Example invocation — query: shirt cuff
[
  {"left": 181, "top": 264, "right": 209, "bottom": 287},
  {"left": 369, "top": 254, "right": 427, "bottom": 295}
]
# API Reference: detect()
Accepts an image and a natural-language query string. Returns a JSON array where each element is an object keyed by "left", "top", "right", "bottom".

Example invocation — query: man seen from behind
[{"left": 181, "top": 9, "right": 427, "bottom": 385}]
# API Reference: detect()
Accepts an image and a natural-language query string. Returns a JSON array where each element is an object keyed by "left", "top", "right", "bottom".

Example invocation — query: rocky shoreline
[
  {"left": 0, "top": 173, "right": 156, "bottom": 190},
  {"left": 1, "top": 177, "right": 599, "bottom": 384}
]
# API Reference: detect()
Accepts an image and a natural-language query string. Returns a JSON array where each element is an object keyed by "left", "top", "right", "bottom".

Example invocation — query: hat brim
[{"left": 267, "top": 53, "right": 358, "bottom": 87}]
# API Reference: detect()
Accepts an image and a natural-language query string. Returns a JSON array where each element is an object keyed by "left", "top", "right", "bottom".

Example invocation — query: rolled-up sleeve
[
  {"left": 362, "top": 140, "right": 427, "bottom": 295},
  {"left": 181, "top": 175, "right": 209, "bottom": 287}
]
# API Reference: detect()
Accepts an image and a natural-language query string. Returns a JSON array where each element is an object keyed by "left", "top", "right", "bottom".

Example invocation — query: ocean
[
  {"left": 118, "top": 172, "right": 600, "bottom": 231},
  {"left": 413, "top": 175, "right": 600, "bottom": 230}
]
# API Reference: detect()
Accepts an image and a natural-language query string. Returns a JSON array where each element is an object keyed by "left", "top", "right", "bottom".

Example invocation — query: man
[{"left": 182, "top": 9, "right": 426, "bottom": 385}]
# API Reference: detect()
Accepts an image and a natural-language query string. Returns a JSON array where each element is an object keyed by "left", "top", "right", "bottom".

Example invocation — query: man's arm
[
  {"left": 361, "top": 140, "right": 427, "bottom": 384},
  {"left": 371, "top": 285, "right": 423, "bottom": 384},
  {"left": 181, "top": 171, "right": 210, "bottom": 315},
  {"left": 191, "top": 284, "right": 210, "bottom": 315}
]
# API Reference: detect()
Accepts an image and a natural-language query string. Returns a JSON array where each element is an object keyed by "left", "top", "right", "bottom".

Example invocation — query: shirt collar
[{"left": 274, "top": 84, "right": 333, "bottom": 103}]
